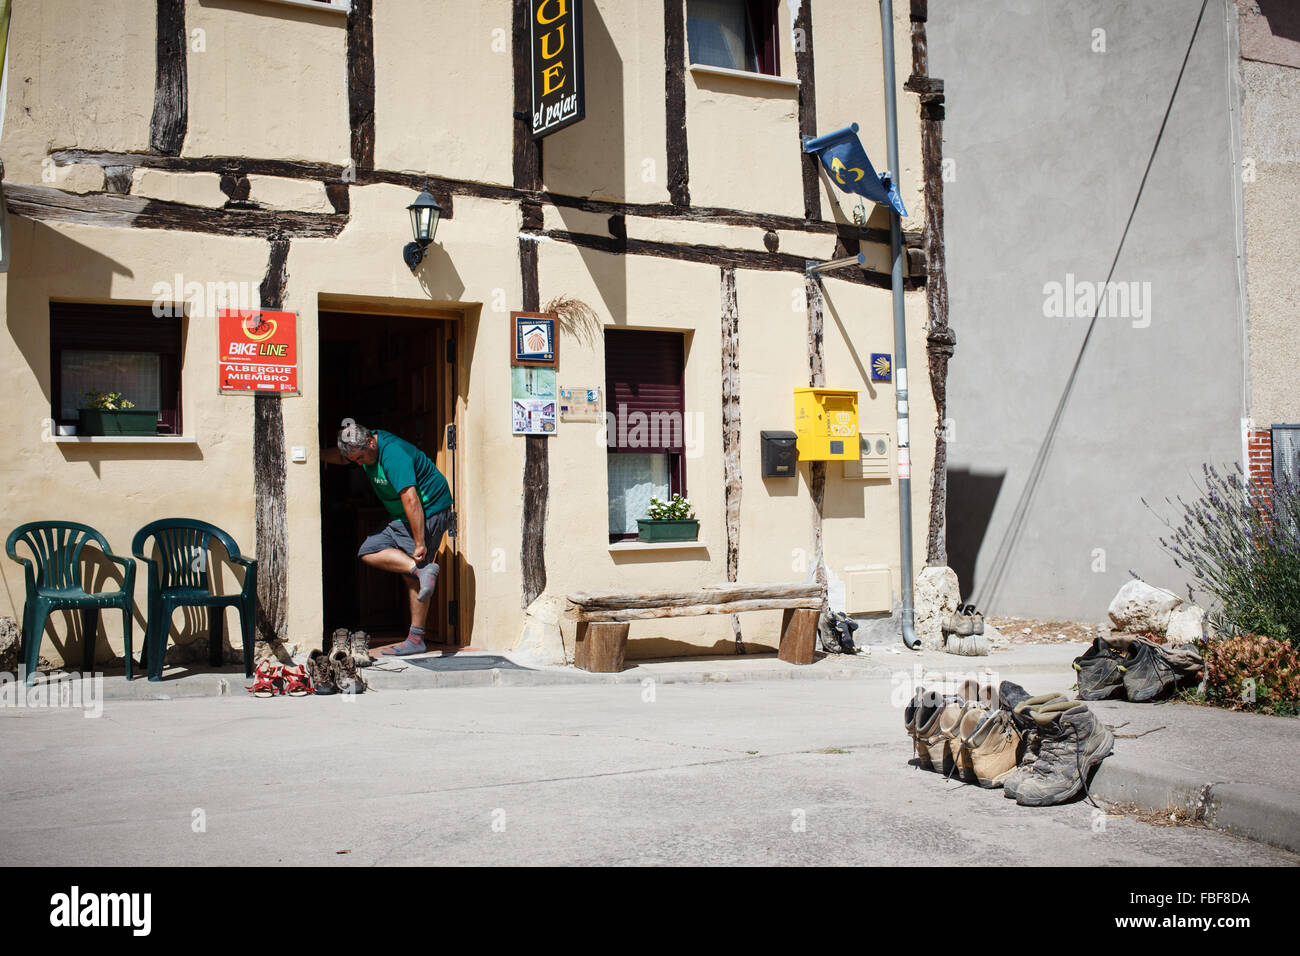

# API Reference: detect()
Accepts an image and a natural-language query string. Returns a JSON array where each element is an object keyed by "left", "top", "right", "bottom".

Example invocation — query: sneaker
[
  {"left": 1073, "top": 637, "right": 1126, "bottom": 700},
  {"left": 307, "top": 650, "right": 336, "bottom": 695},
  {"left": 349, "top": 630, "right": 373, "bottom": 668},
  {"left": 1120, "top": 637, "right": 1178, "bottom": 703},
  {"left": 1013, "top": 703, "right": 1114, "bottom": 807}
]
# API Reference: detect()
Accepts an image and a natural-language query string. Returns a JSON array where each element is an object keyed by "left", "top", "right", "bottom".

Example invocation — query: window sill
[
  {"left": 257, "top": 0, "right": 350, "bottom": 15},
  {"left": 609, "top": 540, "right": 709, "bottom": 553},
  {"left": 688, "top": 63, "right": 800, "bottom": 90},
  {"left": 51, "top": 436, "right": 196, "bottom": 445}
]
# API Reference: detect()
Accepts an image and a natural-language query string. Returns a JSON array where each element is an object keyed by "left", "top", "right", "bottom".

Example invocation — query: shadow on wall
[
  {"left": 543, "top": 1, "right": 625, "bottom": 200},
  {"left": 945, "top": 467, "right": 1005, "bottom": 605},
  {"left": 4, "top": 219, "right": 135, "bottom": 410},
  {"left": 1257, "top": 0, "right": 1300, "bottom": 42}
]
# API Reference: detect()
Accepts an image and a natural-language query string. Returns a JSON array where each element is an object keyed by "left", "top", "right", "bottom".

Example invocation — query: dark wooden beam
[
  {"left": 3, "top": 184, "right": 348, "bottom": 239},
  {"left": 534, "top": 227, "right": 925, "bottom": 290},
  {"left": 514, "top": 2, "right": 547, "bottom": 609},
  {"left": 805, "top": 275, "right": 827, "bottom": 589},
  {"left": 793, "top": 0, "right": 820, "bottom": 221},
  {"left": 346, "top": 0, "right": 376, "bottom": 171},
  {"left": 664, "top": 0, "right": 690, "bottom": 207},
  {"left": 254, "top": 239, "right": 291, "bottom": 646},
  {"left": 150, "top": 0, "right": 188, "bottom": 155},
  {"left": 50, "top": 150, "right": 930, "bottom": 248},
  {"left": 720, "top": 267, "right": 743, "bottom": 649},
  {"left": 910, "top": 0, "right": 952, "bottom": 567}
]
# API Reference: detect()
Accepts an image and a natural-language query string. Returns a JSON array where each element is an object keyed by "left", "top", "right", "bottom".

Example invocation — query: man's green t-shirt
[{"left": 362, "top": 430, "right": 453, "bottom": 522}]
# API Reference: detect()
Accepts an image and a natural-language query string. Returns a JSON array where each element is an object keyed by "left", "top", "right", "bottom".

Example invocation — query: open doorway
[{"left": 318, "top": 310, "right": 461, "bottom": 652}]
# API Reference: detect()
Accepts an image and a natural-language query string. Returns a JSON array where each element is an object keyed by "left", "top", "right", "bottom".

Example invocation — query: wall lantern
[{"left": 403, "top": 191, "right": 443, "bottom": 272}]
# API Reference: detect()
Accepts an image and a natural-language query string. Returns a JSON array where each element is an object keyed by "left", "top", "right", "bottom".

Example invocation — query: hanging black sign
[{"left": 530, "top": 0, "right": 585, "bottom": 138}]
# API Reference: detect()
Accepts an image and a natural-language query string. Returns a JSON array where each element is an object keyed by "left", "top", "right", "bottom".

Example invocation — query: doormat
[{"left": 404, "top": 654, "right": 531, "bottom": 672}]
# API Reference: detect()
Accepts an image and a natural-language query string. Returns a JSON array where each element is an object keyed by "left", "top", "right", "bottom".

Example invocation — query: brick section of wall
[{"left": 1247, "top": 428, "right": 1274, "bottom": 507}]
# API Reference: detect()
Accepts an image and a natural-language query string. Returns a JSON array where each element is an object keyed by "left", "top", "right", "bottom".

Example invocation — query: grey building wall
[{"left": 928, "top": 0, "right": 1249, "bottom": 620}]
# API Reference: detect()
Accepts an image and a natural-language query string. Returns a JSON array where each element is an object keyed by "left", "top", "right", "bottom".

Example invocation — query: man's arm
[
  {"left": 399, "top": 486, "right": 428, "bottom": 563},
  {"left": 321, "top": 447, "right": 347, "bottom": 465}
]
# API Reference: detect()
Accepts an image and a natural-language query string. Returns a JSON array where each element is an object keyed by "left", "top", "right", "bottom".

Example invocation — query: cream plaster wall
[
  {"left": 1, "top": 0, "right": 155, "bottom": 184},
  {"left": 185, "top": 0, "right": 350, "bottom": 162},
  {"left": 373, "top": 0, "right": 515, "bottom": 186}
]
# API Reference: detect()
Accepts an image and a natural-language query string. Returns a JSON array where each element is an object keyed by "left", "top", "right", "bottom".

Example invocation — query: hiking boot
[
  {"left": 307, "top": 650, "right": 336, "bottom": 696},
  {"left": 331, "top": 653, "right": 366, "bottom": 695},
  {"left": 952, "top": 701, "right": 993, "bottom": 783},
  {"left": 920, "top": 700, "right": 965, "bottom": 776},
  {"left": 349, "top": 630, "right": 373, "bottom": 668},
  {"left": 1013, "top": 704, "right": 1114, "bottom": 807},
  {"left": 1073, "top": 637, "right": 1126, "bottom": 700},
  {"left": 904, "top": 688, "right": 932, "bottom": 769},
  {"left": 329, "top": 628, "right": 351, "bottom": 665},
  {"left": 1120, "top": 638, "right": 1178, "bottom": 703},
  {"left": 1003, "top": 693, "right": 1072, "bottom": 799},
  {"left": 963, "top": 708, "right": 1023, "bottom": 788}
]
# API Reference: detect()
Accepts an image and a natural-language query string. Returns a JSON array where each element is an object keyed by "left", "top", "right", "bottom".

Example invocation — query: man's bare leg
[{"left": 360, "top": 548, "right": 433, "bottom": 655}]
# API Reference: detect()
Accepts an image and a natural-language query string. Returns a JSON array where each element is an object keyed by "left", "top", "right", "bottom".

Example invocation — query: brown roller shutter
[{"left": 604, "top": 329, "right": 685, "bottom": 454}]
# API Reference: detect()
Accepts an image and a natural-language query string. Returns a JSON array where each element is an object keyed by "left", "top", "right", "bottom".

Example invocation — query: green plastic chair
[
  {"left": 132, "top": 519, "right": 258, "bottom": 683},
  {"left": 5, "top": 521, "right": 137, "bottom": 684}
]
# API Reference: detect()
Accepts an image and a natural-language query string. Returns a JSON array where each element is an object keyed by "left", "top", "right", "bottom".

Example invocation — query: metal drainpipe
[{"left": 879, "top": 0, "right": 921, "bottom": 649}]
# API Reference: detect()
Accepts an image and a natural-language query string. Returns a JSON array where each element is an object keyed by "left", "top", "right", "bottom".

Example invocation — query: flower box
[
  {"left": 636, "top": 518, "right": 700, "bottom": 543},
  {"left": 77, "top": 409, "right": 159, "bottom": 436}
]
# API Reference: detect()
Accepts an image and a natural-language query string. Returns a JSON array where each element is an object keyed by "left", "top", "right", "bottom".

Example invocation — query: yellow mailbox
[{"left": 793, "top": 387, "right": 859, "bottom": 461}]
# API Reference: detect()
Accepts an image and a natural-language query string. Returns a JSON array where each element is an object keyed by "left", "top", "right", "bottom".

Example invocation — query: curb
[{"left": 1091, "top": 755, "right": 1300, "bottom": 855}]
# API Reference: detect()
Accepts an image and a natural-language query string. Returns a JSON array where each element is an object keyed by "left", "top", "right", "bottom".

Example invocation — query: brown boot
[
  {"left": 349, "top": 630, "right": 372, "bottom": 668},
  {"left": 963, "top": 709, "right": 1023, "bottom": 788}
]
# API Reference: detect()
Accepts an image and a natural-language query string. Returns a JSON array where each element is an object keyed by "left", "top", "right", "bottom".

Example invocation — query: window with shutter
[
  {"left": 50, "top": 303, "right": 184, "bottom": 435},
  {"left": 605, "top": 329, "right": 687, "bottom": 539}
]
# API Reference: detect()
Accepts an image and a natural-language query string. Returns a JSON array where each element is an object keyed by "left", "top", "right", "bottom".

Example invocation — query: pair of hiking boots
[
  {"left": 905, "top": 680, "right": 1114, "bottom": 806},
  {"left": 305, "top": 629, "right": 371, "bottom": 695},
  {"left": 1073, "top": 634, "right": 1202, "bottom": 703}
]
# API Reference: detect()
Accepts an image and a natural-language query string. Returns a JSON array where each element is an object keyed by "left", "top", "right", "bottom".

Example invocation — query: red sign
[{"left": 218, "top": 309, "right": 299, "bottom": 393}]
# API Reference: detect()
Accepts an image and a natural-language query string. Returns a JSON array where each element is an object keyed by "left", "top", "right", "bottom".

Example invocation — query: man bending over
[{"left": 322, "top": 418, "right": 453, "bottom": 656}]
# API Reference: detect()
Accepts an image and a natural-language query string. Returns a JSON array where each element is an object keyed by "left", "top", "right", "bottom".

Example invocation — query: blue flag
[{"left": 802, "top": 123, "right": 907, "bottom": 217}]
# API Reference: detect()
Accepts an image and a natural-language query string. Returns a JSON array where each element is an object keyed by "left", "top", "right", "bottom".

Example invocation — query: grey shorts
[{"left": 357, "top": 508, "right": 453, "bottom": 559}]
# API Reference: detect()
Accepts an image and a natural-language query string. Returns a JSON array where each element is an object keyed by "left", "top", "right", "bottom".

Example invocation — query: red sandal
[
  {"left": 247, "top": 661, "right": 285, "bottom": 697},
  {"left": 283, "top": 664, "right": 313, "bottom": 697}
]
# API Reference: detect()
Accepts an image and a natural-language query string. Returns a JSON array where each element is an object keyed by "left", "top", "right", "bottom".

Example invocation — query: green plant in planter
[
  {"left": 84, "top": 390, "right": 135, "bottom": 411},
  {"left": 78, "top": 390, "right": 158, "bottom": 436},
  {"left": 638, "top": 494, "right": 699, "bottom": 542}
]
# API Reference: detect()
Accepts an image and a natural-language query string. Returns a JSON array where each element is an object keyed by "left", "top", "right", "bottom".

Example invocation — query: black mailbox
[{"left": 761, "top": 430, "right": 798, "bottom": 478}]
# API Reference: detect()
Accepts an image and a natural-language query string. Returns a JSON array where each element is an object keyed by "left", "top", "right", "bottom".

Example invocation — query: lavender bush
[{"left": 1147, "top": 464, "right": 1300, "bottom": 649}]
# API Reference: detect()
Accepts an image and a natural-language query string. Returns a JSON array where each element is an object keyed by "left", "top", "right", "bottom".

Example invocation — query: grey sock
[{"left": 415, "top": 562, "right": 440, "bottom": 603}]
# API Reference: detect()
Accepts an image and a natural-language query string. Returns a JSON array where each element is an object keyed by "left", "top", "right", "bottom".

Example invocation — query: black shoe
[{"left": 1073, "top": 637, "right": 1127, "bottom": 700}]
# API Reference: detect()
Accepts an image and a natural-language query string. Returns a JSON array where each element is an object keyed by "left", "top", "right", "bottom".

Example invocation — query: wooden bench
[{"left": 565, "top": 583, "right": 826, "bottom": 673}]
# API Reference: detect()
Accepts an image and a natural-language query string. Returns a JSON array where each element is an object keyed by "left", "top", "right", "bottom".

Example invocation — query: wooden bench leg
[
  {"left": 575, "top": 621, "right": 629, "bottom": 673},
  {"left": 778, "top": 608, "right": 818, "bottom": 665}
]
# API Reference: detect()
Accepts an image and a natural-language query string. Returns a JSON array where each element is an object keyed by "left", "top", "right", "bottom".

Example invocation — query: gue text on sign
[
  {"left": 218, "top": 309, "right": 300, "bottom": 394},
  {"left": 530, "top": 0, "right": 585, "bottom": 138}
]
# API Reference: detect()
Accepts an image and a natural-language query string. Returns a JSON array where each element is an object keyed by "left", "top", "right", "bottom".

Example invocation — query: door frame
[{"left": 317, "top": 296, "right": 466, "bottom": 646}]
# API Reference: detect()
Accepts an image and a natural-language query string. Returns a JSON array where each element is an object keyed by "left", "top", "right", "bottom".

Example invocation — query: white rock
[
  {"left": 1166, "top": 604, "right": 1206, "bottom": 643},
  {"left": 913, "top": 566, "right": 960, "bottom": 651},
  {"left": 1107, "top": 580, "right": 1182, "bottom": 633},
  {"left": 514, "top": 593, "right": 568, "bottom": 666}
]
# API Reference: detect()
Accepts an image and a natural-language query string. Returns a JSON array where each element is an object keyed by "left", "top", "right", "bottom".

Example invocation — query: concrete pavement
[{"left": 0, "top": 655, "right": 1296, "bottom": 866}]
